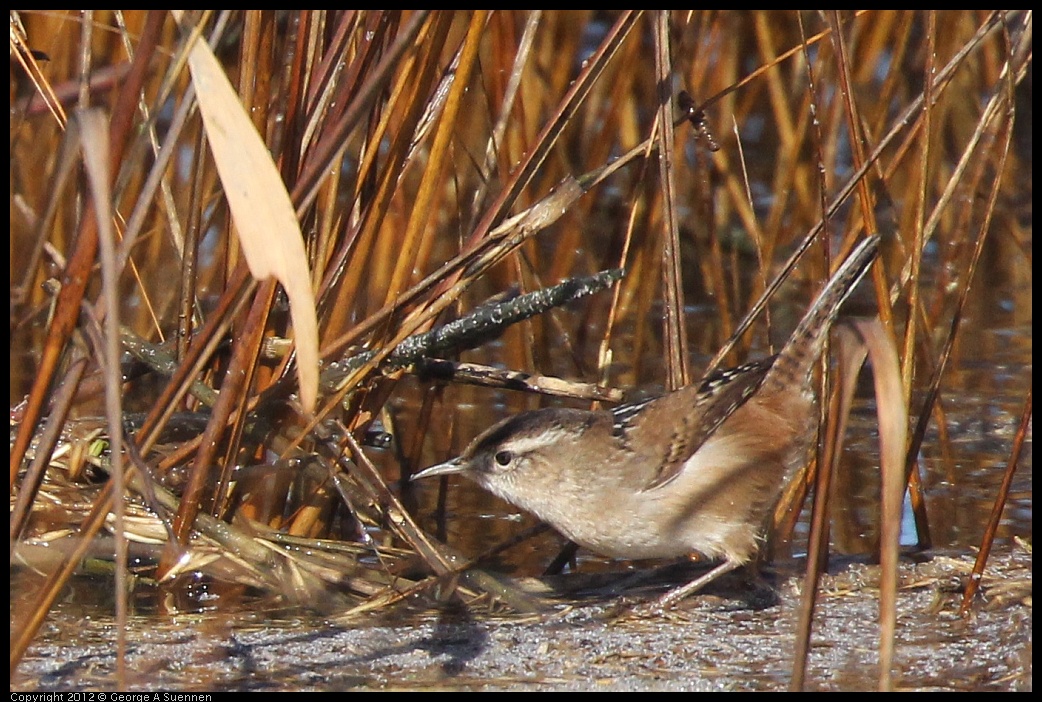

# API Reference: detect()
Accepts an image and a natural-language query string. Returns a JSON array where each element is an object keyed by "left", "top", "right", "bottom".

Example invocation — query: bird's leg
[{"left": 656, "top": 557, "right": 743, "bottom": 608}]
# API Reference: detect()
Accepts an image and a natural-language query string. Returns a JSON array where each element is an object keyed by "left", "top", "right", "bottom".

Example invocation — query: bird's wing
[{"left": 613, "top": 358, "right": 774, "bottom": 491}]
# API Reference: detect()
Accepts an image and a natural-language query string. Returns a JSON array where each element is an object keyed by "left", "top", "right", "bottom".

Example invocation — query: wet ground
[{"left": 12, "top": 547, "right": 1031, "bottom": 692}]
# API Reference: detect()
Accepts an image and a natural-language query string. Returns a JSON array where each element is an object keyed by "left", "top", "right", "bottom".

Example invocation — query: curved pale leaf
[{"left": 171, "top": 11, "right": 318, "bottom": 412}]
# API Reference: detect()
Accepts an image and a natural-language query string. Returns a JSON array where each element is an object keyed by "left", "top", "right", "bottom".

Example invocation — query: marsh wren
[{"left": 414, "top": 235, "right": 880, "bottom": 606}]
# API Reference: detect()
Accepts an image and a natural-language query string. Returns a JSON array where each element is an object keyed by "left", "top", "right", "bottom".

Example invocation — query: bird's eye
[{"left": 494, "top": 450, "right": 513, "bottom": 467}]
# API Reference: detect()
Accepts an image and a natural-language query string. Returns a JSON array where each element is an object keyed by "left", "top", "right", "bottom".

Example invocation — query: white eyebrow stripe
[{"left": 503, "top": 427, "right": 571, "bottom": 455}]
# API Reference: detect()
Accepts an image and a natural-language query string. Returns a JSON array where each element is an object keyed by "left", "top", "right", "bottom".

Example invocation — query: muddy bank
[{"left": 12, "top": 548, "right": 1031, "bottom": 692}]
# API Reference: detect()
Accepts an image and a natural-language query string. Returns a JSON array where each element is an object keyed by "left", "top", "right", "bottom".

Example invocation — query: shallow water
[
  {"left": 11, "top": 265, "right": 1032, "bottom": 693},
  {"left": 10, "top": 10, "right": 1031, "bottom": 693},
  {"left": 11, "top": 549, "right": 1031, "bottom": 691}
]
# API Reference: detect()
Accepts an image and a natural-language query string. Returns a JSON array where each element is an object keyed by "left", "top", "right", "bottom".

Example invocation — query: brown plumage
[{"left": 415, "top": 235, "right": 880, "bottom": 606}]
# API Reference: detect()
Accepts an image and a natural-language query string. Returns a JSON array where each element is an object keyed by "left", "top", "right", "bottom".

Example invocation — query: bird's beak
[{"left": 411, "top": 457, "right": 465, "bottom": 481}]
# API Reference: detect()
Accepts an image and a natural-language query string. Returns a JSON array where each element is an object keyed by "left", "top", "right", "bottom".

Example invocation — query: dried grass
[{"left": 10, "top": 10, "right": 1031, "bottom": 685}]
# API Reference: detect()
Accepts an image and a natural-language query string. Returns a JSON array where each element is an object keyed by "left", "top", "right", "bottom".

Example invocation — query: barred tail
[{"left": 762, "top": 235, "right": 880, "bottom": 393}]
